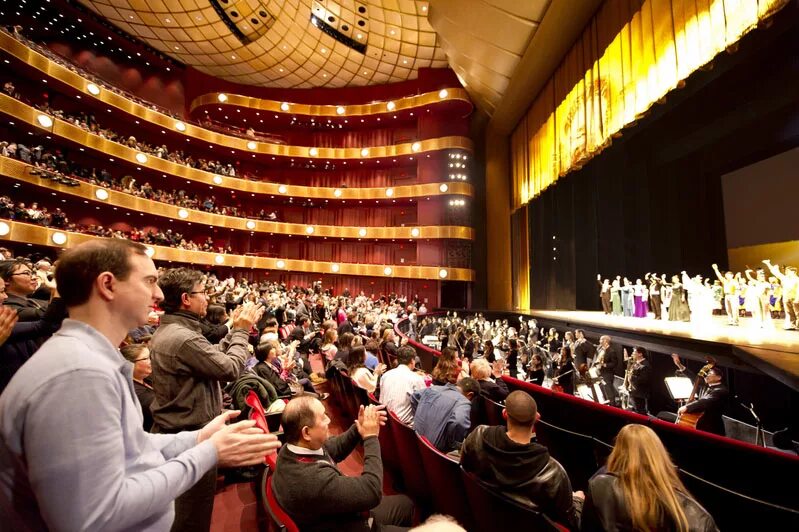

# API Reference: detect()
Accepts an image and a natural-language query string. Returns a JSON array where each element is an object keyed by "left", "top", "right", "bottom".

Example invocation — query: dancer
[
  {"left": 633, "top": 279, "right": 649, "bottom": 318},
  {"left": 646, "top": 273, "right": 663, "bottom": 320},
  {"left": 744, "top": 268, "right": 771, "bottom": 328},
  {"left": 597, "top": 274, "right": 611, "bottom": 314},
  {"left": 667, "top": 275, "right": 691, "bottom": 322},
  {"left": 712, "top": 264, "right": 741, "bottom": 325},
  {"left": 763, "top": 260, "right": 799, "bottom": 330},
  {"left": 620, "top": 278, "right": 634, "bottom": 317},
  {"left": 610, "top": 278, "right": 622, "bottom": 316}
]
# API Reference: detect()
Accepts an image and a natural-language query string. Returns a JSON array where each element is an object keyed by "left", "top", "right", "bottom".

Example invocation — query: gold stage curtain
[{"left": 511, "top": 0, "right": 789, "bottom": 209}]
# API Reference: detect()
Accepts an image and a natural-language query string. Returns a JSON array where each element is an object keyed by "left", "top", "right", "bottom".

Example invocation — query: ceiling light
[
  {"left": 280, "top": 102, "right": 290, "bottom": 112},
  {"left": 95, "top": 189, "right": 109, "bottom": 200},
  {"left": 0, "top": 222, "right": 9, "bottom": 236},
  {"left": 439, "top": 184, "right": 449, "bottom": 192},
  {"left": 218, "top": 93, "right": 228, "bottom": 102},
  {"left": 384, "top": 267, "right": 393, "bottom": 275},
  {"left": 385, "top": 188, "right": 394, "bottom": 197},
  {"left": 336, "top": 106, "right": 345, "bottom": 115},
  {"left": 309, "top": 147, "right": 319, "bottom": 157},
  {"left": 278, "top": 185, "right": 287, "bottom": 194},
  {"left": 51, "top": 232, "right": 67, "bottom": 245},
  {"left": 36, "top": 114, "right": 53, "bottom": 128},
  {"left": 411, "top": 228, "right": 420, "bottom": 237},
  {"left": 214, "top": 255, "right": 225, "bottom": 264},
  {"left": 276, "top": 260, "right": 286, "bottom": 268},
  {"left": 247, "top": 141, "right": 257, "bottom": 150},
  {"left": 411, "top": 141, "right": 421, "bottom": 152},
  {"left": 333, "top": 188, "right": 343, "bottom": 197},
  {"left": 144, "top": 246, "right": 155, "bottom": 258},
  {"left": 331, "top": 263, "right": 340, "bottom": 273},
  {"left": 439, "top": 269, "right": 448, "bottom": 279},
  {"left": 135, "top": 153, "right": 148, "bottom": 164},
  {"left": 178, "top": 209, "right": 189, "bottom": 219},
  {"left": 213, "top": 175, "right": 223, "bottom": 185},
  {"left": 358, "top": 228, "right": 367, "bottom": 237},
  {"left": 305, "top": 226, "right": 315, "bottom": 234},
  {"left": 356, "top": 33, "right": 363, "bottom": 39},
  {"left": 175, "top": 121, "right": 186, "bottom": 131},
  {"left": 360, "top": 148, "right": 370, "bottom": 157},
  {"left": 387, "top": 101, "right": 396, "bottom": 111},
  {"left": 246, "top": 220, "right": 256, "bottom": 230},
  {"left": 86, "top": 83, "right": 100, "bottom": 95}
]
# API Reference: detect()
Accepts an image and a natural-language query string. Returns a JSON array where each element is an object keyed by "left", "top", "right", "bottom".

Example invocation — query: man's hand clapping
[
  {"left": 0, "top": 306, "right": 18, "bottom": 346},
  {"left": 232, "top": 301, "right": 264, "bottom": 331},
  {"left": 198, "top": 410, "right": 281, "bottom": 468},
  {"left": 355, "top": 404, "right": 386, "bottom": 439}
]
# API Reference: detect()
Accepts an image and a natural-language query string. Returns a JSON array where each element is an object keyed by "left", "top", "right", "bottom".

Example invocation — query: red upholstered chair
[
  {"left": 368, "top": 393, "right": 402, "bottom": 480},
  {"left": 387, "top": 410, "right": 431, "bottom": 503},
  {"left": 416, "top": 434, "right": 474, "bottom": 530},
  {"left": 482, "top": 395, "right": 506, "bottom": 427},
  {"left": 460, "top": 468, "right": 565, "bottom": 532},
  {"left": 247, "top": 397, "right": 278, "bottom": 470},
  {"left": 261, "top": 470, "right": 299, "bottom": 532}
]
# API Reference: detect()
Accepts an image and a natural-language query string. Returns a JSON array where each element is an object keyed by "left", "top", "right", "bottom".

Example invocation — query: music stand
[{"left": 664, "top": 376, "right": 693, "bottom": 402}]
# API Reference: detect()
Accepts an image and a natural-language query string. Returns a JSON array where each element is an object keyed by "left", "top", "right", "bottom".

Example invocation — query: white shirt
[{"left": 378, "top": 364, "right": 427, "bottom": 425}]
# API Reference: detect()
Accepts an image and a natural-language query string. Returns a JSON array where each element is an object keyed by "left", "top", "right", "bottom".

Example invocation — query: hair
[
  {"left": 55, "top": 239, "right": 148, "bottom": 307},
  {"left": 440, "top": 346, "right": 458, "bottom": 362},
  {"left": 457, "top": 377, "right": 481, "bottom": 397},
  {"left": 381, "top": 328, "right": 395, "bottom": 343},
  {"left": 120, "top": 343, "right": 148, "bottom": 363},
  {"left": 281, "top": 395, "right": 319, "bottom": 444},
  {"left": 351, "top": 335, "right": 363, "bottom": 347},
  {"left": 346, "top": 346, "right": 367, "bottom": 372},
  {"left": 205, "top": 305, "right": 227, "bottom": 325},
  {"left": 365, "top": 340, "right": 380, "bottom": 353},
  {"left": 560, "top": 346, "right": 572, "bottom": 362},
  {"left": 470, "top": 358, "right": 492, "bottom": 380},
  {"left": 158, "top": 267, "right": 204, "bottom": 313},
  {"left": 607, "top": 424, "right": 690, "bottom": 531},
  {"left": 322, "top": 328, "right": 337, "bottom": 346},
  {"left": 254, "top": 342, "right": 277, "bottom": 363},
  {"left": 397, "top": 345, "right": 416, "bottom": 366},
  {"left": 0, "top": 259, "right": 29, "bottom": 282},
  {"left": 432, "top": 353, "right": 460, "bottom": 384},
  {"left": 575, "top": 329, "right": 585, "bottom": 337},
  {"left": 263, "top": 317, "right": 279, "bottom": 329},
  {"left": 339, "top": 332, "right": 355, "bottom": 350},
  {"left": 505, "top": 391, "right": 537, "bottom": 428},
  {"left": 707, "top": 366, "right": 723, "bottom": 378},
  {"left": 531, "top": 353, "right": 543, "bottom": 368},
  {"left": 411, "top": 514, "right": 466, "bottom": 532},
  {"left": 633, "top": 346, "right": 648, "bottom": 359},
  {"left": 298, "top": 316, "right": 310, "bottom": 326}
]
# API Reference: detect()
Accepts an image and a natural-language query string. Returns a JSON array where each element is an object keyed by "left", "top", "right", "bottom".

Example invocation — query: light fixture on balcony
[
  {"left": 213, "top": 175, "right": 223, "bottom": 185},
  {"left": 306, "top": 226, "right": 315, "bottom": 234},
  {"left": 247, "top": 141, "right": 257, "bottom": 150},
  {"left": 336, "top": 106, "right": 345, "bottom": 115},
  {"left": 0, "top": 222, "right": 9, "bottom": 236},
  {"left": 175, "top": 121, "right": 186, "bottom": 132},
  {"left": 333, "top": 188, "right": 343, "bottom": 197},
  {"left": 144, "top": 246, "right": 155, "bottom": 258},
  {"left": 439, "top": 184, "right": 449, "bottom": 193},
  {"left": 439, "top": 89, "right": 449, "bottom": 98},
  {"left": 384, "top": 267, "right": 393, "bottom": 275},
  {"left": 36, "top": 114, "right": 53, "bottom": 128},
  {"left": 358, "top": 228, "right": 367, "bottom": 237},
  {"left": 276, "top": 260, "right": 286, "bottom": 268},
  {"left": 309, "top": 147, "right": 318, "bottom": 157},
  {"left": 246, "top": 220, "right": 256, "bottom": 230},
  {"left": 439, "top": 269, "right": 448, "bottom": 278},
  {"left": 135, "top": 153, "right": 148, "bottom": 164},
  {"left": 411, "top": 228, "right": 420, "bottom": 237},
  {"left": 218, "top": 93, "right": 228, "bottom": 102},
  {"left": 51, "top": 231, "right": 67, "bottom": 245},
  {"left": 387, "top": 101, "right": 396, "bottom": 111},
  {"left": 385, "top": 188, "right": 394, "bottom": 197},
  {"left": 411, "top": 141, "right": 421, "bottom": 152},
  {"left": 278, "top": 185, "right": 287, "bottom": 194},
  {"left": 214, "top": 254, "right": 225, "bottom": 264},
  {"left": 95, "top": 188, "right": 109, "bottom": 200},
  {"left": 177, "top": 209, "right": 189, "bottom": 219},
  {"left": 360, "top": 148, "right": 370, "bottom": 157},
  {"left": 86, "top": 83, "right": 100, "bottom": 95},
  {"left": 280, "top": 102, "right": 290, "bottom": 112},
  {"left": 331, "top": 263, "right": 340, "bottom": 272}
]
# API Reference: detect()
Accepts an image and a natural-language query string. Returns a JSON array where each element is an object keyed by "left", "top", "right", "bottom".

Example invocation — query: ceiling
[{"left": 77, "top": 0, "right": 450, "bottom": 89}]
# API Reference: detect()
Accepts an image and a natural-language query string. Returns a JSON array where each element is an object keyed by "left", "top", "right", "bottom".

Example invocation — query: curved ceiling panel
[{"left": 77, "top": 0, "right": 449, "bottom": 88}]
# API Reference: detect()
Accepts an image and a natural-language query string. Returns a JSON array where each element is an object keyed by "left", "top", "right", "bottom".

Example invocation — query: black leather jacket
[
  {"left": 582, "top": 472, "right": 718, "bottom": 531},
  {"left": 461, "top": 425, "right": 578, "bottom": 529}
]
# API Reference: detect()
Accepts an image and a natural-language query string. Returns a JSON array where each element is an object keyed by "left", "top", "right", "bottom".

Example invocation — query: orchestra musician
[
  {"left": 673, "top": 355, "right": 729, "bottom": 436},
  {"left": 595, "top": 335, "right": 623, "bottom": 406},
  {"left": 628, "top": 347, "right": 652, "bottom": 415},
  {"left": 573, "top": 329, "right": 596, "bottom": 368},
  {"left": 553, "top": 347, "right": 575, "bottom": 395}
]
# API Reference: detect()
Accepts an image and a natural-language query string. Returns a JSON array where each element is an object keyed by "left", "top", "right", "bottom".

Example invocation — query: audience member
[
  {"left": 470, "top": 358, "right": 510, "bottom": 402},
  {"left": 272, "top": 396, "right": 414, "bottom": 531},
  {"left": 253, "top": 341, "right": 292, "bottom": 397},
  {"left": 0, "top": 239, "right": 278, "bottom": 531},
  {"left": 461, "top": 391, "right": 583, "bottom": 529},
  {"left": 120, "top": 343, "right": 155, "bottom": 431},
  {"left": 379, "top": 346, "right": 427, "bottom": 425},
  {"left": 411, "top": 377, "right": 480, "bottom": 453},
  {"left": 347, "top": 345, "right": 386, "bottom": 394},
  {"left": 581, "top": 424, "right": 718, "bottom": 531},
  {"left": 0, "top": 259, "right": 48, "bottom": 321}
]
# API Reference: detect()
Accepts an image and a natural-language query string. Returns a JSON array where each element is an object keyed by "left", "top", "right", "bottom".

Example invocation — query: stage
[{"left": 524, "top": 310, "right": 799, "bottom": 392}]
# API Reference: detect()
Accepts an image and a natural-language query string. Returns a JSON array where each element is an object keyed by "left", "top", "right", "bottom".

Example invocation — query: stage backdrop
[{"left": 521, "top": 6, "right": 799, "bottom": 310}]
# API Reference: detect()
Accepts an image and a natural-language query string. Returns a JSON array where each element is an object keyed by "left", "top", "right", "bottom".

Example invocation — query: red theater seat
[
  {"left": 261, "top": 472, "right": 299, "bottom": 532},
  {"left": 387, "top": 410, "right": 431, "bottom": 503},
  {"left": 416, "top": 434, "right": 474, "bottom": 530},
  {"left": 368, "top": 393, "right": 402, "bottom": 481}
]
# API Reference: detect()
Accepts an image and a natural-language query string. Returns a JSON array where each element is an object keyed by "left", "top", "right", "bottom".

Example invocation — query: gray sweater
[{"left": 272, "top": 425, "right": 383, "bottom": 531}]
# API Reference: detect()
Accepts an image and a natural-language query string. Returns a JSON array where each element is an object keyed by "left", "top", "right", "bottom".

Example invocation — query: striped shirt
[{"left": 378, "top": 364, "right": 427, "bottom": 425}]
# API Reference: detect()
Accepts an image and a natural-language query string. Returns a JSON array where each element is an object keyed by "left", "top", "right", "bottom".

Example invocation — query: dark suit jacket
[
  {"left": 598, "top": 344, "right": 623, "bottom": 377},
  {"left": 573, "top": 339, "right": 596, "bottom": 368},
  {"left": 479, "top": 378, "right": 509, "bottom": 403},
  {"left": 684, "top": 384, "right": 729, "bottom": 436},
  {"left": 3, "top": 294, "right": 49, "bottom": 322}
]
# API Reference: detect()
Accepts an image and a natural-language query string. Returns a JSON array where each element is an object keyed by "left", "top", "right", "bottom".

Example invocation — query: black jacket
[
  {"left": 461, "top": 425, "right": 578, "bottom": 529},
  {"left": 253, "top": 361, "right": 292, "bottom": 397},
  {"left": 582, "top": 472, "right": 718, "bottom": 531},
  {"left": 3, "top": 294, "right": 49, "bottom": 322},
  {"left": 573, "top": 339, "right": 596, "bottom": 368},
  {"left": 479, "top": 378, "right": 509, "bottom": 403},
  {"left": 199, "top": 319, "right": 229, "bottom": 344},
  {"left": 597, "top": 344, "right": 623, "bottom": 377},
  {"left": 684, "top": 383, "right": 729, "bottom": 436},
  {"left": 629, "top": 359, "right": 652, "bottom": 399}
]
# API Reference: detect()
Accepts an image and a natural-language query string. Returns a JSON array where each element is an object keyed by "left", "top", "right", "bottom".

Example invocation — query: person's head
[
  {"left": 440, "top": 346, "right": 458, "bottom": 362},
  {"left": 347, "top": 311, "right": 357, "bottom": 323},
  {"left": 323, "top": 328, "right": 337, "bottom": 346},
  {"left": 55, "top": 240, "right": 162, "bottom": 335},
  {"left": 564, "top": 331, "right": 574, "bottom": 342},
  {"left": 600, "top": 335, "right": 611, "bottom": 348},
  {"left": 351, "top": 335, "right": 363, "bottom": 347},
  {"left": 282, "top": 395, "right": 329, "bottom": 450},
  {"left": 381, "top": 328, "right": 395, "bottom": 343},
  {"left": 0, "top": 259, "right": 38, "bottom": 297},
  {"left": 560, "top": 345, "right": 572, "bottom": 363},
  {"left": 756, "top": 269, "right": 766, "bottom": 281},
  {"left": 705, "top": 366, "right": 723, "bottom": 385},
  {"left": 725, "top": 270, "right": 734, "bottom": 280},
  {"left": 671, "top": 274, "right": 680, "bottom": 283},
  {"left": 531, "top": 353, "right": 543, "bottom": 369},
  {"left": 205, "top": 304, "right": 227, "bottom": 325},
  {"left": 255, "top": 342, "right": 278, "bottom": 363},
  {"left": 575, "top": 329, "right": 585, "bottom": 340},
  {"left": 120, "top": 344, "right": 151, "bottom": 381},
  {"left": 410, "top": 514, "right": 466, "bottom": 532},
  {"left": 339, "top": 332, "right": 354, "bottom": 350},
  {"left": 456, "top": 377, "right": 480, "bottom": 401},
  {"left": 607, "top": 424, "right": 689, "bottom": 531},
  {"left": 298, "top": 316, "right": 310, "bottom": 329},
  {"left": 397, "top": 345, "right": 416, "bottom": 368},
  {"left": 346, "top": 346, "right": 367, "bottom": 371},
  {"left": 470, "top": 358, "right": 492, "bottom": 380},
  {"left": 786, "top": 266, "right": 798, "bottom": 278},
  {"left": 263, "top": 317, "right": 278, "bottom": 331},
  {"left": 503, "top": 391, "right": 538, "bottom": 432},
  {"left": 157, "top": 268, "right": 207, "bottom": 317},
  {"left": 633, "top": 346, "right": 647, "bottom": 361}
]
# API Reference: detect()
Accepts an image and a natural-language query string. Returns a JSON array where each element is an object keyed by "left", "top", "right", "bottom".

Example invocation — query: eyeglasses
[
  {"left": 189, "top": 290, "right": 208, "bottom": 297},
  {"left": 134, "top": 356, "right": 150, "bottom": 362},
  {"left": 11, "top": 270, "right": 33, "bottom": 277}
]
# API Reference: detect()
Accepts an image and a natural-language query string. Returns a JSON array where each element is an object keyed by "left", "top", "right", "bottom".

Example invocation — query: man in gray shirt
[{"left": 0, "top": 239, "right": 279, "bottom": 531}]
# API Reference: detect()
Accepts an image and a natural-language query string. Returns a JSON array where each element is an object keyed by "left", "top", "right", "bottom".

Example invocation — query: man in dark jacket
[
  {"left": 678, "top": 365, "right": 729, "bottom": 436},
  {"left": 628, "top": 346, "right": 652, "bottom": 414},
  {"left": 272, "top": 396, "right": 413, "bottom": 531},
  {"left": 595, "top": 335, "right": 623, "bottom": 406},
  {"left": 461, "top": 391, "right": 583, "bottom": 529}
]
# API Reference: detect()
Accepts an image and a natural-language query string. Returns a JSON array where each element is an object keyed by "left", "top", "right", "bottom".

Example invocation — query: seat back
[
  {"left": 248, "top": 407, "right": 278, "bottom": 470},
  {"left": 416, "top": 434, "right": 474, "bottom": 530},
  {"left": 460, "top": 468, "right": 562, "bottom": 532},
  {"left": 482, "top": 395, "right": 505, "bottom": 426},
  {"left": 388, "top": 410, "right": 431, "bottom": 502},
  {"left": 261, "top": 471, "right": 300, "bottom": 532},
  {"left": 368, "top": 393, "right": 401, "bottom": 480}
]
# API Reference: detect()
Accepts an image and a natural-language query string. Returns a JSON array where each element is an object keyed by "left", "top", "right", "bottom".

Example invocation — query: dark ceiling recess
[
  {"left": 208, "top": 0, "right": 274, "bottom": 45},
  {"left": 310, "top": 14, "right": 367, "bottom": 54}
]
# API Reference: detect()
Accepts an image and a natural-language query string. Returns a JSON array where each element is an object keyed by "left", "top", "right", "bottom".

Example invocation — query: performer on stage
[
  {"left": 595, "top": 335, "right": 623, "bottom": 406},
  {"left": 667, "top": 275, "right": 691, "bottom": 322},
  {"left": 646, "top": 273, "right": 663, "bottom": 320},
  {"left": 744, "top": 268, "right": 772, "bottom": 328},
  {"left": 610, "top": 278, "right": 623, "bottom": 316},
  {"left": 621, "top": 278, "right": 634, "bottom": 317},
  {"left": 628, "top": 347, "right": 652, "bottom": 415},
  {"left": 597, "top": 274, "right": 611, "bottom": 314},
  {"left": 763, "top": 260, "right": 798, "bottom": 330},
  {"left": 633, "top": 279, "right": 649, "bottom": 318},
  {"left": 673, "top": 355, "right": 729, "bottom": 436},
  {"left": 712, "top": 264, "right": 741, "bottom": 326}
]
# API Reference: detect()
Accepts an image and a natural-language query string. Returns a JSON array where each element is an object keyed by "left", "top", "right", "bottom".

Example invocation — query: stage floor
[{"left": 525, "top": 310, "right": 799, "bottom": 381}]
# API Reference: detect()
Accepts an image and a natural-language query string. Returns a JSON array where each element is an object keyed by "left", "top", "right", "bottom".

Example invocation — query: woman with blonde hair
[{"left": 582, "top": 424, "right": 717, "bottom": 531}]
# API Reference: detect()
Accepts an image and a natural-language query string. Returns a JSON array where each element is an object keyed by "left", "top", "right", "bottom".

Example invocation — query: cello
[{"left": 676, "top": 357, "right": 716, "bottom": 429}]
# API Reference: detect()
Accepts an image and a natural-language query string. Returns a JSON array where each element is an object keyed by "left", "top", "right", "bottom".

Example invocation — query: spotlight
[
  {"left": 411, "top": 141, "right": 421, "bottom": 152},
  {"left": 86, "top": 83, "right": 100, "bottom": 95},
  {"left": 280, "top": 102, "right": 290, "bottom": 111},
  {"left": 336, "top": 106, "right": 345, "bottom": 115},
  {"left": 214, "top": 254, "right": 225, "bottom": 264},
  {"left": 331, "top": 263, "right": 340, "bottom": 272},
  {"left": 95, "top": 189, "right": 109, "bottom": 200},
  {"left": 218, "top": 93, "right": 228, "bottom": 102},
  {"left": 360, "top": 148, "right": 370, "bottom": 157},
  {"left": 387, "top": 101, "right": 396, "bottom": 111},
  {"left": 36, "top": 114, "right": 53, "bottom": 128},
  {"left": 439, "top": 89, "right": 449, "bottom": 98},
  {"left": 439, "top": 269, "right": 448, "bottom": 279},
  {"left": 175, "top": 121, "right": 186, "bottom": 131},
  {"left": 51, "top": 231, "right": 67, "bottom": 245},
  {"left": 439, "top": 184, "right": 448, "bottom": 192},
  {"left": 135, "top": 153, "right": 148, "bottom": 164},
  {"left": 384, "top": 267, "right": 392, "bottom": 275}
]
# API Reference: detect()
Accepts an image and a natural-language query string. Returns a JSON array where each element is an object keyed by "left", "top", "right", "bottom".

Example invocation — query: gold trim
[
  {"left": 0, "top": 221, "right": 475, "bottom": 282},
  {"left": 189, "top": 88, "right": 472, "bottom": 117},
  {"left": 0, "top": 32, "right": 473, "bottom": 159},
  {"left": 0, "top": 156, "right": 475, "bottom": 241},
  {"left": 0, "top": 93, "right": 475, "bottom": 200}
]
